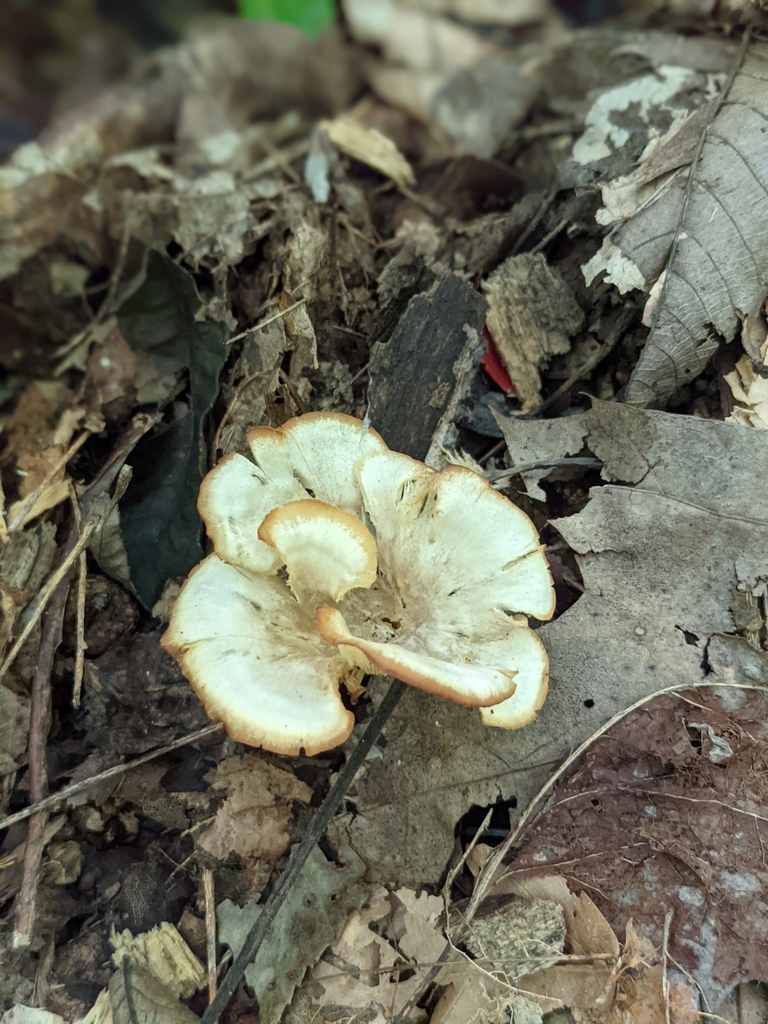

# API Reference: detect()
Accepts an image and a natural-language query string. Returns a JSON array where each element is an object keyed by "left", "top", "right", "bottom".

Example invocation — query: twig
[
  {"left": 662, "top": 910, "right": 672, "bottom": 1024},
  {"left": 489, "top": 457, "right": 602, "bottom": 486},
  {"left": 12, "top": 575, "right": 72, "bottom": 947},
  {"left": 103, "top": 209, "right": 133, "bottom": 316},
  {"left": 529, "top": 217, "right": 568, "bottom": 255},
  {"left": 199, "top": 679, "right": 404, "bottom": 1024},
  {"left": 7, "top": 429, "right": 92, "bottom": 534},
  {"left": 0, "top": 722, "right": 224, "bottom": 832},
  {"left": 0, "top": 520, "right": 96, "bottom": 683},
  {"left": 241, "top": 138, "right": 311, "bottom": 181},
  {"left": 68, "top": 482, "right": 88, "bottom": 709},
  {"left": 225, "top": 298, "right": 308, "bottom": 346},
  {"left": 443, "top": 807, "right": 493, "bottom": 917},
  {"left": 204, "top": 868, "right": 218, "bottom": 1009},
  {"left": 72, "top": 549, "right": 88, "bottom": 708}
]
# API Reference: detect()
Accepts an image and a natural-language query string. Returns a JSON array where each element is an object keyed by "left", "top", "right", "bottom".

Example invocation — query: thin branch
[
  {"left": 0, "top": 722, "right": 224, "bottom": 831},
  {"left": 0, "top": 520, "right": 96, "bottom": 683},
  {"left": 12, "top": 575, "right": 71, "bottom": 947},
  {"left": 662, "top": 910, "right": 673, "bottom": 1024},
  {"left": 72, "top": 549, "right": 88, "bottom": 708},
  {"left": 225, "top": 298, "right": 308, "bottom": 346},
  {"left": 204, "top": 868, "right": 218, "bottom": 1010},
  {"left": 200, "top": 679, "right": 404, "bottom": 1024}
]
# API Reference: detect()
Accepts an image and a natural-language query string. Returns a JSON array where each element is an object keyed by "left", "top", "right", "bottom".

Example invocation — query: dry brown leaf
[
  {"left": 197, "top": 755, "right": 311, "bottom": 888},
  {"left": 431, "top": 961, "right": 543, "bottom": 1024},
  {"left": 321, "top": 114, "right": 416, "bottom": 188},
  {"left": 725, "top": 355, "right": 768, "bottom": 430},
  {"left": 580, "top": 43, "right": 768, "bottom": 406},
  {"left": 302, "top": 885, "right": 447, "bottom": 1022}
]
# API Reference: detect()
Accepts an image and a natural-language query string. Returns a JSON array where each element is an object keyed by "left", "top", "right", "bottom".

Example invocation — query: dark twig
[
  {"left": 201, "top": 679, "right": 404, "bottom": 1024},
  {"left": 12, "top": 575, "right": 72, "bottom": 947}
]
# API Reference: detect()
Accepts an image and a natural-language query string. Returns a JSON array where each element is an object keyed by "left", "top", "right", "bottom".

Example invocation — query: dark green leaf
[{"left": 117, "top": 251, "right": 228, "bottom": 607}]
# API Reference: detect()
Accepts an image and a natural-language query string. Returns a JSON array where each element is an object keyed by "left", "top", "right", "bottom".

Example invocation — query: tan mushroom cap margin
[
  {"left": 322, "top": 451, "right": 555, "bottom": 728},
  {"left": 162, "top": 413, "right": 556, "bottom": 756},
  {"left": 163, "top": 413, "right": 388, "bottom": 756}
]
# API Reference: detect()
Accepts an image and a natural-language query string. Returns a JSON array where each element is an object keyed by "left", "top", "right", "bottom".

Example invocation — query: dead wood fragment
[
  {"left": 367, "top": 275, "right": 486, "bottom": 457},
  {"left": 483, "top": 253, "right": 584, "bottom": 413}
]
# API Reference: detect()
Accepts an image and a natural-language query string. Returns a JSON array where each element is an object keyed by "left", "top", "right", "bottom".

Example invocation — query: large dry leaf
[
  {"left": 332, "top": 403, "right": 767, "bottom": 885},
  {"left": 197, "top": 755, "right": 311, "bottom": 891},
  {"left": 588, "top": 44, "right": 768, "bottom": 406},
  {"left": 218, "top": 846, "right": 367, "bottom": 1024}
]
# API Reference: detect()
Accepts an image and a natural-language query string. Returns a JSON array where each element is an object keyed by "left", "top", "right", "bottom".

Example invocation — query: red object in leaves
[{"left": 481, "top": 325, "right": 515, "bottom": 394}]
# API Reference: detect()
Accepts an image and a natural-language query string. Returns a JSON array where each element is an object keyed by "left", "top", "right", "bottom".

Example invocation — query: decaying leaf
[
  {"left": 431, "top": 962, "right": 543, "bottom": 1024},
  {"left": 218, "top": 846, "right": 367, "bottom": 1024},
  {"left": 298, "top": 885, "right": 446, "bottom": 1024},
  {"left": 197, "top": 755, "right": 311, "bottom": 890},
  {"left": 0, "top": 21, "right": 360, "bottom": 279},
  {"left": 582, "top": 43, "right": 768, "bottom": 406},
  {"left": 725, "top": 354, "right": 768, "bottom": 429},
  {"left": 320, "top": 114, "right": 415, "bottom": 188},
  {"left": 116, "top": 251, "right": 228, "bottom": 607},
  {"left": 504, "top": 667, "right": 768, "bottom": 1002}
]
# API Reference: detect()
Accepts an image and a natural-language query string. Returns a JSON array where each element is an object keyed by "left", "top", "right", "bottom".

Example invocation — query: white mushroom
[{"left": 163, "top": 413, "right": 555, "bottom": 755}]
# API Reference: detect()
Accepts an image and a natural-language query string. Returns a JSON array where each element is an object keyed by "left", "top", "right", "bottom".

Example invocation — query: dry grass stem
[
  {"left": 225, "top": 297, "right": 308, "bottom": 346},
  {"left": 0, "top": 723, "right": 224, "bottom": 831},
  {"left": 12, "top": 582, "right": 71, "bottom": 948},
  {"left": 72, "top": 549, "right": 88, "bottom": 708},
  {"left": 0, "top": 519, "right": 96, "bottom": 683},
  {"left": 7, "top": 429, "right": 92, "bottom": 534}
]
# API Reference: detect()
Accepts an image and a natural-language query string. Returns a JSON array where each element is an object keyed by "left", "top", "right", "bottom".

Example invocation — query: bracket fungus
[{"left": 162, "top": 413, "right": 555, "bottom": 756}]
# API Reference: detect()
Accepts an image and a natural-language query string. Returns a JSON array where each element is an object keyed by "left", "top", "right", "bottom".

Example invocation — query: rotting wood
[{"left": 367, "top": 275, "right": 487, "bottom": 457}]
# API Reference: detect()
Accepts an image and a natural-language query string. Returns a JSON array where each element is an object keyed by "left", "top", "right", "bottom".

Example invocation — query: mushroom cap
[
  {"left": 259, "top": 498, "right": 377, "bottom": 604},
  {"left": 161, "top": 555, "right": 357, "bottom": 756},
  {"left": 348, "top": 450, "right": 554, "bottom": 721},
  {"left": 166, "top": 414, "right": 556, "bottom": 754},
  {"left": 199, "top": 412, "right": 387, "bottom": 576},
  {"left": 479, "top": 626, "right": 549, "bottom": 728},
  {"left": 355, "top": 451, "right": 555, "bottom": 627},
  {"left": 316, "top": 606, "right": 518, "bottom": 707}
]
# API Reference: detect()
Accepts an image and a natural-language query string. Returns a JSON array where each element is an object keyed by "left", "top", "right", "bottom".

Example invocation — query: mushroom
[{"left": 162, "top": 413, "right": 555, "bottom": 756}]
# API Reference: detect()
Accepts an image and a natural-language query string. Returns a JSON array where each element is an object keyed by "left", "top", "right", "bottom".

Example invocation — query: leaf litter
[{"left": 1, "top": 3, "right": 768, "bottom": 1023}]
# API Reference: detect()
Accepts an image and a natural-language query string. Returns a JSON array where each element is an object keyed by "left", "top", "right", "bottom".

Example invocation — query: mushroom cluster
[{"left": 162, "top": 413, "right": 555, "bottom": 756}]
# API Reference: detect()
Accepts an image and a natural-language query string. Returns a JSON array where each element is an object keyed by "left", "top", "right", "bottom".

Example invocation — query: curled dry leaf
[
  {"left": 320, "top": 114, "right": 416, "bottom": 188},
  {"left": 163, "top": 412, "right": 554, "bottom": 755},
  {"left": 582, "top": 43, "right": 768, "bottom": 406},
  {"left": 196, "top": 755, "right": 311, "bottom": 891}
]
